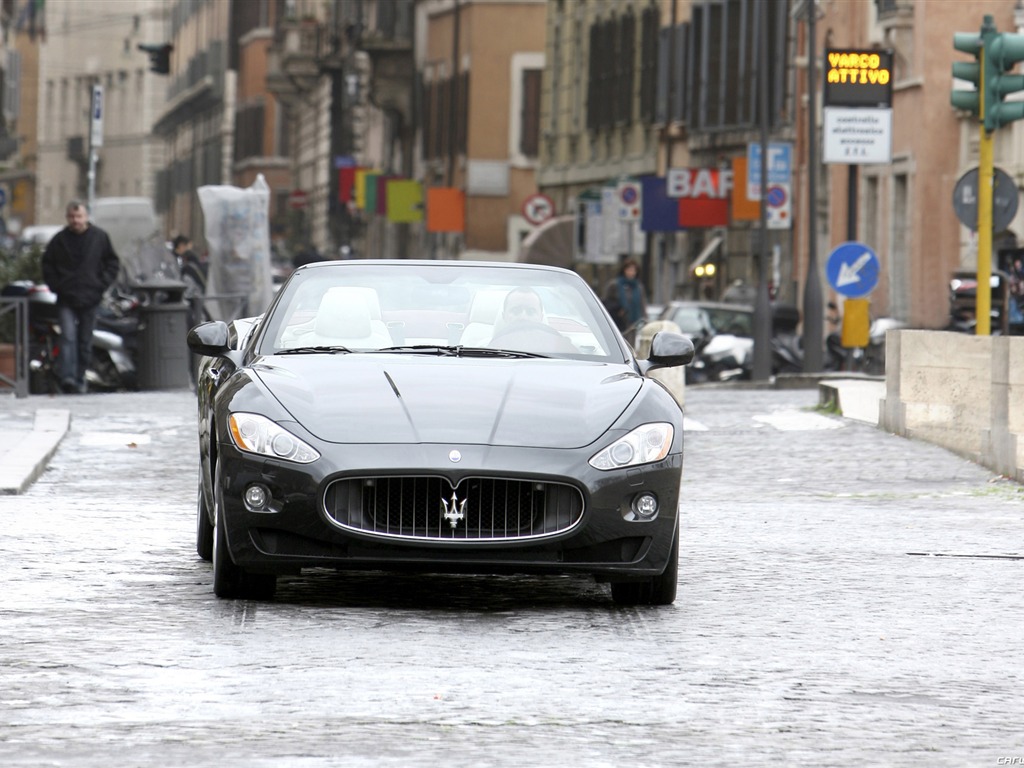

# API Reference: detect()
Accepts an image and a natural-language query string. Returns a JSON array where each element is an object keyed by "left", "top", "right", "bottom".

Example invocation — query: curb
[{"left": 0, "top": 409, "right": 71, "bottom": 495}]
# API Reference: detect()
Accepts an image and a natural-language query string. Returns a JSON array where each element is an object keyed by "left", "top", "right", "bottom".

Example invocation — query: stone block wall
[{"left": 880, "top": 330, "right": 1023, "bottom": 482}]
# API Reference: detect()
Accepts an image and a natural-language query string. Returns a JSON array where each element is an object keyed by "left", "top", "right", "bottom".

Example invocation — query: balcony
[
  {"left": 875, "top": 0, "right": 913, "bottom": 29},
  {"left": 267, "top": 19, "right": 324, "bottom": 105},
  {"left": 359, "top": 3, "right": 414, "bottom": 123}
]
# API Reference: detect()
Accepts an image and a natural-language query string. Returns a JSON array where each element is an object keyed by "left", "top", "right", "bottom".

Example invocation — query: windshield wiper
[
  {"left": 374, "top": 345, "right": 549, "bottom": 359},
  {"left": 458, "top": 346, "right": 549, "bottom": 359},
  {"left": 276, "top": 345, "right": 353, "bottom": 355}
]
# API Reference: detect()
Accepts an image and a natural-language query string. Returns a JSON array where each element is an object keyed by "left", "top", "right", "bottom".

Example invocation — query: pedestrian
[
  {"left": 172, "top": 234, "right": 208, "bottom": 288},
  {"left": 173, "top": 234, "right": 210, "bottom": 329},
  {"left": 603, "top": 257, "right": 648, "bottom": 342},
  {"left": 292, "top": 243, "right": 325, "bottom": 269},
  {"left": 41, "top": 200, "right": 122, "bottom": 394}
]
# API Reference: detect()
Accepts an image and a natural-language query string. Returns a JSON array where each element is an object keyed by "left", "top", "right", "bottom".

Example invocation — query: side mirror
[
  {"left": 186, "top": 320, "right": 230, "bottom": 357},
  {"left": 638, "top": 331, "right": 695, "bottom": 374}
]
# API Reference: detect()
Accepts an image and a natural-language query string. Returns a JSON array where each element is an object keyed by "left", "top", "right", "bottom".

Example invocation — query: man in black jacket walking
[{"left": 41, "top": 200, "right": 121, "bottom": 393}]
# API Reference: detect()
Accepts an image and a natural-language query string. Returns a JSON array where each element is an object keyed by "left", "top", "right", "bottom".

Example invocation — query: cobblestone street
[{"left": 1, "top": 387, "right": 1022, "bottom": 766}]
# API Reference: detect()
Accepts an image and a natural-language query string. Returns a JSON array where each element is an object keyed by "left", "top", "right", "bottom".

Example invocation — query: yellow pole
[
  {"left": 978, "top": 119, "right": 993, "bottom": 335},
  {"left": 977, "top": 126, "right": 993, "bottom": 336}
]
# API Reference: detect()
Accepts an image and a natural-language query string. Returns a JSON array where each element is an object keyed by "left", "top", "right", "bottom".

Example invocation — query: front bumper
[{"left": 214, "top": 440, "right": 683, "bottom": 580}]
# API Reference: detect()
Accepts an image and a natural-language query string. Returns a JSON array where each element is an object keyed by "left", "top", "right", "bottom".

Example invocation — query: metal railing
[{"left": 0, "top": 296, "right": 29, "bottom": 398}]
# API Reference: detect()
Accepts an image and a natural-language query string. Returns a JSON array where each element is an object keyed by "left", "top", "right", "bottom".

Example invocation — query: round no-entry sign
[
  {"left": 288, "top": 189, "right": 309, "bottom": 210},
  {"left": 522, "top": 193, "right": 555, "bottom": 226}
]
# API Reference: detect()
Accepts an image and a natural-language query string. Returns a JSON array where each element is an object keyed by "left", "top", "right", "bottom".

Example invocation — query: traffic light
[
  {"left": 985, "top": 29, "right": 1024, "bottom": 131},
  {"left": 137, "top": 43, "right": 173, "bottom": 75},
  {"left": 951, "top": 29, "right": 984, "bottom": 118}
]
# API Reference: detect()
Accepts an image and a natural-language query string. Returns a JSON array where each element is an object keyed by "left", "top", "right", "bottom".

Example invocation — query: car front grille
[{"left": 323, "top": 476, "right": 584, "bottom": 542}]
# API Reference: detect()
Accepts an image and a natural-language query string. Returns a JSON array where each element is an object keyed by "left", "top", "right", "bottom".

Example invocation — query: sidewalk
[
  {"left": 817, "top": 376, "right": 887, "bottom": 425},
  {"left": 0, "top": 405, "right": 70, "bottom": 494}
]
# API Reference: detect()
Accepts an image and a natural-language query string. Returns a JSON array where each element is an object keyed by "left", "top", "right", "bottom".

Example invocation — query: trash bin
[{"left": 133, "top": 279, "right": 191, "bottom": 390}]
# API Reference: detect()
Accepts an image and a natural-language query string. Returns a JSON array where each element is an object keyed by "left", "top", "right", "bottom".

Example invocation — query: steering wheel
[{"left": 490, "top": 318, "right": 567, "bottom": 342}]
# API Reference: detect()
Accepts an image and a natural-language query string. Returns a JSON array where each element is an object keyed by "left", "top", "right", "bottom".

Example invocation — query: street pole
[
  {"left": 977, "top": 124, "right": 993, "bottom": 336},
  {"left": 87, "top": 149, "right": 97, "bottom": 212},
  {"left": 751, "top": 1, "right": 772, "bottom": 381},
  {"left": 802, "top": 0, "right": 823, "bottom": 372},
  {"left": 88, "top": 84, "right": 103, "bottom": 211}
]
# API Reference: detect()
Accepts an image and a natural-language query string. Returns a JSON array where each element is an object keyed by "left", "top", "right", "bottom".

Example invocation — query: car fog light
[
  {"left": 244, "top": 483, "right": 271, "bottom": 512},
  {"left": 632, "top": 492, "right": 659, "bottom": 519}
]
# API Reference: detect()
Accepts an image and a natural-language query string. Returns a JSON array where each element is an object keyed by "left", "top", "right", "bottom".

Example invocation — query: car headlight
[
  {"left": 228, "top": 412, "right": 320, "bottom": 464},
  {"left": 589, "top": 423, "right": 674, "bottom": 470}
]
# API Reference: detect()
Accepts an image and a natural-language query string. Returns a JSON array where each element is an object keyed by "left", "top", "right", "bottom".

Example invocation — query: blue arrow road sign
[{"left": 826, "top": 241, "right": 880, "bottom": 298}]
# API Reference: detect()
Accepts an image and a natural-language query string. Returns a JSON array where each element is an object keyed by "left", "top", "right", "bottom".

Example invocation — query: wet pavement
[{"left": 0, "top": 385, "right": 1022, "bottom": 766}]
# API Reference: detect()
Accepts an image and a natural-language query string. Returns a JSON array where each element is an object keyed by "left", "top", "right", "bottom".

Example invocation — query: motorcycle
[
  {"left": 0, "top": 280, "right": 139, "bottom": 393},
  {"left": 824, "top": 301, "right": 904, "bottom": 374}
]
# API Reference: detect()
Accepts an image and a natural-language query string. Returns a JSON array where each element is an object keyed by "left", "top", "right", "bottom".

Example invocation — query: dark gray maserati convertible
[{"left": 187, "top": 260, "right": 693, "bottom": 605}]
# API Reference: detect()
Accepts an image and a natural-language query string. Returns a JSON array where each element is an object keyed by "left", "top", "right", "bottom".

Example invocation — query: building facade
[
  {"left": 815, "top": 0, "right": 1022, "bottom": 330},
  {"left": 35, "top": 0, "right": 168, "bottom": 226},
  {"left": 415, "top": 0, "right": 547, "bottom": 259}
]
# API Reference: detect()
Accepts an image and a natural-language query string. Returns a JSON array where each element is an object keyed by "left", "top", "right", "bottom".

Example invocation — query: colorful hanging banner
[
  {"left": 338, "top": 163, "right": 362, "bottom": 204},
  {"left": 426, "top": 188, "right": 465, "bottom": 233},
  {"left": 355, "top": 169, "right": 379, "bottom": 210},
  {"left": 731, "top": 156, "right": 760, "bottom": 222},
  {"left": 376, "top": 176, "right": 400, "bottom": 215},
  {"left": 639, "top": 175, "right": 684, "bottom": 232},
  {"left": 386, "top": 180, "right": 424, "bottom": 223},
  {"left": 364, "top": 172, "right": 382, "bottom": 213}
]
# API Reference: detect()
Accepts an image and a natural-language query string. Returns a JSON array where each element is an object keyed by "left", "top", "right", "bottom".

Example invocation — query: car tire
[
  {"left": 212, "top": 464, "right": 276, "bottom": 600},
  {"left": 647, "top": 528, "right": 679, "bottom": 606},
  {"left": 610, "top": 527, "right": 678, "bottom": 606},
  {"left": 196, "top": 477, "right": 213, "bottom": 561}
]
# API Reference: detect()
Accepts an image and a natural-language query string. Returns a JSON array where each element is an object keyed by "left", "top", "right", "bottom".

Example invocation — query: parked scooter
[
  {"left": 687, "top": 328, "right": 753, "bottom": 383},
  {"left": 0, "top": 280, "right": 139, "bottom": 393}
]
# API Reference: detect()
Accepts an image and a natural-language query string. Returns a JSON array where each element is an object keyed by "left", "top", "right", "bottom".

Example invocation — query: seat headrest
[
  {"left": 315, "top": 291, "right": 373, "bottom": 339},
  {"left": 469, "top": 289, "right": 508, "bottom": 324}
]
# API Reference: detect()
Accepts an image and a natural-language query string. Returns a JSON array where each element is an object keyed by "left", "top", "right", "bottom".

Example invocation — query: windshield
[{"left": 255, "top": 262, "right": 625, "bottom": 362}]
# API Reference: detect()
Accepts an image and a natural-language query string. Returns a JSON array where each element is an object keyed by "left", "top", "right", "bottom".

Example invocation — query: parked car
[{"left": 188, "top": 260, "right": 694, "bottom": 605}]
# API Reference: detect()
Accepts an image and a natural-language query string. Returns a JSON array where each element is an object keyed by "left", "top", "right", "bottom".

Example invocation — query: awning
[
  {"left": 518, "top": 215, "right": 575, "bottom": 269},
  {"left": 689, "top": 235, "right": 723, "bottom": 272}
]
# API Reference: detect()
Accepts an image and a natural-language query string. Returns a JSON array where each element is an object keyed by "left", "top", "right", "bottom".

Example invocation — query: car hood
[{"left": 251, "top": 354, "right": 642, "bottom": 448}]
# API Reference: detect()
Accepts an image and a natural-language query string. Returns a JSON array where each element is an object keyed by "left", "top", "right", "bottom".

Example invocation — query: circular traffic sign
[
  {"left": 522, "top": 193, "right": 555, "bottom": 226},
  {"left": 826, "top": 241, "right": 880, "bottom": 298},
  {"left": 952, "top": 167, "right": 1019, "bottom": 231},
  {"left": 288, "top": 189, "right": 308, "bottom": 210},
  {"left": 766, "top": 185, "right": 787, "bottom": 207}
]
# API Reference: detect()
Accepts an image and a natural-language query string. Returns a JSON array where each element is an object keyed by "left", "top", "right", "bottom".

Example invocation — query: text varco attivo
[{"left": 826, "top": 52, "right": 891, "bottom": 85}]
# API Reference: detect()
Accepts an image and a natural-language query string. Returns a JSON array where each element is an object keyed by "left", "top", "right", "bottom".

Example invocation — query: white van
[
  {"left": 89, "top": 197, "right": 176, "bottom": 284},
  {"left": 17, "top": 224, "right": 62, "bottom": 249}
]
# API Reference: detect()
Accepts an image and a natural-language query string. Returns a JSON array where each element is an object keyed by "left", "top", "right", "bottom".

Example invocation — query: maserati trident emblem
[{"left": 441, "top": 491, "right": 467, "bottom": 529}]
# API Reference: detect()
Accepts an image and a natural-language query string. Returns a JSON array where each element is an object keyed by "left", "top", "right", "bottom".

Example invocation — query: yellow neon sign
[{"left": 826, "top": 51, "right": 891, "bottom": 86}]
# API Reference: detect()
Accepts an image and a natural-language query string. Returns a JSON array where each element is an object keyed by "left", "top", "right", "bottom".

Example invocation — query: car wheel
[
  {"left": 647, "top": 528, "right": 679, "bottom": 606},
  {"left": 196, "top": 477, "right": 213, "bottom": 561},
  {"left": 212, "top": 464, "right": 276, "bottom": 600},
  {"left": 610, "top": 527, "right": 679, "bottom": 606}
]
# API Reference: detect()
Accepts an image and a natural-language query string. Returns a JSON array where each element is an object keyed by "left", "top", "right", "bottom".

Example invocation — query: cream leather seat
[
  {"left": 459, "top": 289, "right": 508, "bottom": 346},
  {"left": 310, "top": 287, "right": 391, "bottom": 348}
]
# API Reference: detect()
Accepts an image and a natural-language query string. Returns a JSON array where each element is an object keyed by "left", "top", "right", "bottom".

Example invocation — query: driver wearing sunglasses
[
  {"left": 489, "top": 287, "right": 577, "bottom": 354},
  {"left": 503, "top": 287, "right": 544, "bottom": 321}
]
